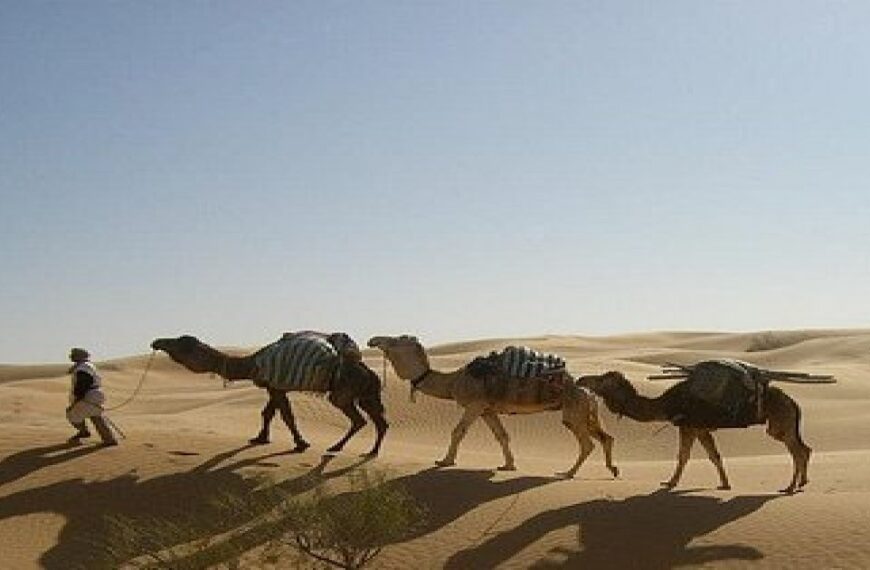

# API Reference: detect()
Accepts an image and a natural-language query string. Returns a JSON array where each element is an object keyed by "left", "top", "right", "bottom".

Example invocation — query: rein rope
[
  {"left": 410, "top": 370, "right": 430, "bottom": 403},
  {"left": 104, "top": 349, "right": 155, "bottom": 412}
]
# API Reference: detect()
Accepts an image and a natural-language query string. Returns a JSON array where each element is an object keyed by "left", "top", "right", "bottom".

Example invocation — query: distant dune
[{"left": 2, "top": 329, "right": 869, "bottom": 568}]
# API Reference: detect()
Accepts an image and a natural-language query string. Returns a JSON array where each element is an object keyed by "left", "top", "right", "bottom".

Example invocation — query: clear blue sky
[{"left": 2, "top": 2, "right": 869, "bottom": 363}]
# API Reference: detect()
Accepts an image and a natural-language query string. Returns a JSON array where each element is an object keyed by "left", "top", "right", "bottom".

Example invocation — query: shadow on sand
[
  {"left": 445, "top": 488, "right": 782, "bottom": 569},
  {"left": 0, "top": 442, "right": 104, "bottom": 488},
  {"left": 0, "top": 439, "right": 560, "bottom": 569},
  {"left": 0, "top": 443, "right": 371, "bottom": 569},
  {"left": 386, "top": 466, "right": 558, "bottom": 542}
]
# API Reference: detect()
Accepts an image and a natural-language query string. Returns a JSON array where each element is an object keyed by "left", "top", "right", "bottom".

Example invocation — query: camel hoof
[
  {"left": 435, "top": 460, "right": 455, "bottom": 468},
  {"left": 290, "top": 442, "right": 311, "bottom": 454},
  {"left": 497, "top": 465, "right": 516, "bottom": 472},
  {"left": 780, "top": 486, "right": 797, "bottom": 495},
  {"left": 326, "top": 445, "right": 343, "bottom": 454},
  {"left": 717, "top": 484, "right": 732, "bottom": 491},
  {"left": 609, "top": 466, "right": 620, "bottom": 478},
  {"left": 661, "top": 481, "right": 677, "bottom": 489},
  {"left": 249, "top": 436, "right": 270, "bottom": 445},
  {"left": 555, "top": 471, "right": 574, "bottom": 480}
]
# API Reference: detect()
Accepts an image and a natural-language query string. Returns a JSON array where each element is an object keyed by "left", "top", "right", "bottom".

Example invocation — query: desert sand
[{"left": 2, "top": 329, "right": 869, "bottom": 569}]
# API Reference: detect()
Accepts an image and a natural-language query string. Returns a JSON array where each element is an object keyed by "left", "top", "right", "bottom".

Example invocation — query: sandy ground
[{"left": 2, "top": 329, "right": 869, "bottom": 569}]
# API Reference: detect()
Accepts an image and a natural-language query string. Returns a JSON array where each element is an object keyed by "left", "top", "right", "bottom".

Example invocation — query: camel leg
[
  {"left": 663, "top": 426, "right": 696, "bottom": 489},
  {"left": 767, "top": 409, "right": 811, "bottom": 494},
  {"left": 697, "top": 430, "right": 731, "bottom": 490},
  {"left": 326, "top": 397, "right": 366, "bottom": 454},
  {"left": 481, "top": 412, "right": 516, "bottom": 471},
  {"left": 274, "top": 392, "right": 310, "bottom": 453},
  {"left": 558, "top": 401, "right": 595, "bottom": 479},
  {"left": 588, "top": 400, "right": 619, "bottom": 478},
  {"left": 358, "top": 396, "right": 389, "bottom": 457},
  {"left": 250, "top": 395, "right": 278, "bottom": 444},
  {"left": 437, "top": 405, "right": 484, "bottom": 467}
]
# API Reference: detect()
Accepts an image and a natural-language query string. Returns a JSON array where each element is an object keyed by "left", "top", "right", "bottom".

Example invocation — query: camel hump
[{"left": 254, "top": 334, "right": 338, "bottom": 391}]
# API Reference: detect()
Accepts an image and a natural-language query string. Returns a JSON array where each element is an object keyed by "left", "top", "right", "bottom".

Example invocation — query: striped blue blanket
[
  {"left": 253, "top": 333, "right": 338, "bottom": 391},
  {"left": 489, "top": 346, "right": 566, "bottom": 379}
]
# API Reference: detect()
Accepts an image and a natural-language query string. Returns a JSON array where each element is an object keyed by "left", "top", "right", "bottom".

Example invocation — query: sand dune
[{"left": 2, "top": 329, "right": 869, "bottom": 568}]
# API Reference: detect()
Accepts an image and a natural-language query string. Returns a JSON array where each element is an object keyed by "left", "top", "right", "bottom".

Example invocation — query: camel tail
[{"left": 793, "top": 398, "right": 809, "bottom": 450}]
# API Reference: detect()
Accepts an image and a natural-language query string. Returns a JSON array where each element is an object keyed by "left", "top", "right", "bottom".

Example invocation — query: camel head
[
  {"left": 151, "top": 335, "right": 221, "bottom": 373},
  {"left": 577, "top": 371, "right": 637, "bottom": 415},
  {"left": 367, "top": 335, "right": 430, "bottom": 381}
]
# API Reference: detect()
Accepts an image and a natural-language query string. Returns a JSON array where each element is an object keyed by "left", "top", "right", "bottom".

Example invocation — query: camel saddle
[
  {"left": 467, "top": 347, "right": 569, "bottom": 406},
  {"left": 676, "top": 360, "right": 767, "bottom": 428},
  {"left": 253, "top": 333, "right": 340, "bottom": 392}
]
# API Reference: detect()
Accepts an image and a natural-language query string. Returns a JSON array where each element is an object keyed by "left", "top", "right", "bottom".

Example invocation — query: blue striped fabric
[
  {"left": 253, "top": 333, "right": 338, "bottom": 391},
  {"left": 492, "top": 346, "right": 566, "bottom": 379}
]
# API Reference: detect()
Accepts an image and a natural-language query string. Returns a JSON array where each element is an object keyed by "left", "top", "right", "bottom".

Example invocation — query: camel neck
[
  {"left": 616, "top": 394, "right": 670, "bottom": 422},
  {"left": 414, "top": 369, "right": 458, "bottom": 400},
  {"left": 213, "top": 353, "right": 257, "bottom": 381}
]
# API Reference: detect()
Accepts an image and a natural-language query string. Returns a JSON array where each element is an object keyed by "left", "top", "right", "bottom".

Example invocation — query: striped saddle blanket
[
  {"left": 253, "top": 333, "right": 339, "bottom": 391},
  {"left": 484, "top": 346, "right": 566, "bottom": 379}
]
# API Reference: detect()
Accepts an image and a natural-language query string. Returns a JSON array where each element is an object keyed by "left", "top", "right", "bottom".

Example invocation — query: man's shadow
[
  {"left": 0, "top": 444, "right": 370, "bottom": 569},
  {"left": 0, "top": 442, "right": 104, "bottom": 487},
  {"left": 446, "top": 488, "right": 781, "bottom": 569}
]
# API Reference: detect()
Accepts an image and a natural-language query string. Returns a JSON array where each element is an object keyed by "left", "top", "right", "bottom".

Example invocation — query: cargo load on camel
[
  {"left": 467, "top": 346, "right": 570, "bottom": 405},
  {"left": 648, "top": 359, "right": 835, "bottom": 428},
  {"left": 252, "top": 332, "right": 361, "bottom": 392}
]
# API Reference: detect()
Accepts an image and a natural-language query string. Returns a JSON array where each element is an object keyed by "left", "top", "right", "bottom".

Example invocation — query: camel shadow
[
  {"left": 0, "top": 442, "right": 104, "bottom": 488},
  {"left": 0, "top": 446, "right": 368, "bottom": 569},
  {"left": 446, "top": 488, "right": 781, "bottom": 569},
  {"left": 395, "top": 467, "right": 558, "bottom": 541},
  {"left": 170, "top": 465, "right": 559, "bottom": 568}
]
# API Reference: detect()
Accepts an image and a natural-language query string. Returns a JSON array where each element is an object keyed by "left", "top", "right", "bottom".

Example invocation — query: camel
[
  {"left": 577, "top": 367, "right": 815, "bottom": 493},
  {"left": 367, "top": 335, "right": 618, "bottom": 478},
  {"left": 151, "top": 334, "right": 388, "bottom": 456}
]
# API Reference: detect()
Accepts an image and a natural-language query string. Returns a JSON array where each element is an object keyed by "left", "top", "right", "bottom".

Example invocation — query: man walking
[{"left": 66, "top": 348, "right": 117, "bottom": 445}]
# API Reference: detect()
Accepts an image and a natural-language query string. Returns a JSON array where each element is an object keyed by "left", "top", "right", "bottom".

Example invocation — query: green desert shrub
[
  {"left": 100, "top": 468, "right": 424, "bottom": 570},
  {"left": 266, "top": 469, "right": 426, "bottom": 569}
]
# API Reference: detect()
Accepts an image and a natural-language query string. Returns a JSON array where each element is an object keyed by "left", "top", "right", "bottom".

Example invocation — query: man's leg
[
  {"left": 66, "top": 403, "right": 92, "bottom": 442},
  {"left": 90, "top": 416, "right": 118, "bottom": 446},
  {"left": 67, "top": 421, "right": 91, "bottom": 442}
]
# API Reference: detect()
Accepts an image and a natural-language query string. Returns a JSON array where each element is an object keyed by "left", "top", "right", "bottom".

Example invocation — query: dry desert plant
[{"left": 99, "top": 468, "right": 424, "bottom": 570}]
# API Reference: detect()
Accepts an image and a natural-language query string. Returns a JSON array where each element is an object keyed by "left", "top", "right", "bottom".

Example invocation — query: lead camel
[{"left": 151, "top": 334, "right": 388, "bottom": 456}]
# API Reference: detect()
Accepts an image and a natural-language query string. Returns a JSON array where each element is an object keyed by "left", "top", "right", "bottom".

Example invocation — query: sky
[{"left": 2, "top": 2, "right": 869, "bottom": 363}]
